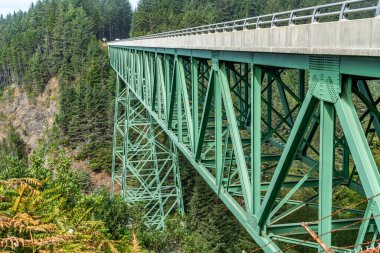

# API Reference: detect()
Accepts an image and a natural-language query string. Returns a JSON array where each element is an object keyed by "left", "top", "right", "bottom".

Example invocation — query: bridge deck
[{"left": 109, "top": 18, "right": 380, "bottom": 57}]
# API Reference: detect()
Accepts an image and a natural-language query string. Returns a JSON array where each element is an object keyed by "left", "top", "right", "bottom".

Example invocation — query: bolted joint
[
  {"left": 212, "top": 51, "right": 220, "bottom": 70},
  {"left": 308, "top": 56, "right": 341, "bottom": 103},
  {"left": 248, "top": 215, "right": 260, "bottom": 234}
]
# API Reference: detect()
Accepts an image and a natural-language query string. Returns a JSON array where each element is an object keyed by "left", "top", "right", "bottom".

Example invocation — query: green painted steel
[
  {"left": 318, "top": 101, "right": 335, "bottom": 249},
  {"left": 109, "top": 45, "right": 380, "bottom": 252},
  {"left": 110, "top": 58, "right": 184, "bottom": 230}
]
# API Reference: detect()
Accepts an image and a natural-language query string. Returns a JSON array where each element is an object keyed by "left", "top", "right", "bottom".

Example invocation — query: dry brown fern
[
  {"left": 132, "top": 232, "right": 142, "bottom": 253},
  {"left": 97, "top": 239, "right": 120, "bottom": 253},
  {"left": 108, "top": 242, "right": 119, "bottom": 253},
  {"left": 0, "top": 236, "right": 25, "bottom": 250},
  {"left": 26, "top": 223, "right": 57, "bottom": 233},
  {"left": 0, "top": 215, "right": 11, "bottom": 230},
  {"left": 0, "top": 177, "right": 119, "bottom": 252},
  {"left": 38, "top": 234, "right": 76, "bottom": 246}
]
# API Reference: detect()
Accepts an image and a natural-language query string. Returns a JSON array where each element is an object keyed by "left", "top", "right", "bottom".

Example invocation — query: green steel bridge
[{"left": 109, "top": 0, "right": 380, "bottom": 251}]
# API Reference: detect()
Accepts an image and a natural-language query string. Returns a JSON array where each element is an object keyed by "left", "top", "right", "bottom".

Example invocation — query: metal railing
[{"left": 119, "top": 0, "right": 380, "bottom": 42}]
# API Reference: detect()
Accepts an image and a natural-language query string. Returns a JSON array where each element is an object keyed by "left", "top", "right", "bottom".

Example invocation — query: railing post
[
  {"left": 256, "top": 17, "right": 261, "bottom": 29},
  {"left": 243, "top": 19, "right": 248, "bottom": 30},
  {"left": 312, "top": 7, "right": 320, "bottom": 23},
  {"left": 271, "top": 14, "right": 277, "bottom": 27},
  {"left": 376, "top": 0, "right": 380, "bottom": 16},
  {"left": 339, "top": 1, "right": 350, "bottom": 20},
  {"left": 289, "top": 10, "right": 295, "bottom": 25}
]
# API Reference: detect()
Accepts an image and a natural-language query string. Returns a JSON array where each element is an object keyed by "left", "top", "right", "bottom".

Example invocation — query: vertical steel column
[
  {"left": 298, "top": 70, "right": 305, "bottom": 102},
  {"left": 252, "top": 65, "right": 262, "bottom": 215},
  {"left": 164, "top": 55, "right": 171, "bottom": 122},
  {"left": 110, "top": 74, "right": 129, "bottom": 200},
  {"left": 215, "top": 61, "right": 223, "bottom": 191},
  {"left": 110, "top": 75, "right": 121, "bottom": 198},
  {"left": 176, "top": 57, "right": 183, "bottom": 141},
  {"left": 172, "top": 144, "right": 185, "bottom": 212},
  {"left": 192, "top": 58, "right": 199, "bottom": 154},
  {"left": 266, "top": 73, "right": 273, "bottom": 137},
  {"left": 318, "top": 101, "right": 335, "bottom": 248},
  {"left": 244, "top": 63, "right": 249, "bottom": 121},
  {"left": 121, "top": 87, "right": 129, "bottom": 199}
]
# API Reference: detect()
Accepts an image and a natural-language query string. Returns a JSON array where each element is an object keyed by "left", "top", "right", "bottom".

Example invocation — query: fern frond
[
  {"left": 0, "top": 202, "right": 12, "bottom": 211},
  {"left": 132, "top": 232, "right": 142, "bottom": 253},
  {"left": 108, "top": 242, "right": 120, "bottom": 253},
  {"left": 0, "top": 215, "right": 11, "bottom": 230},
  {"left": 26, "top": 223, "right": 57, "bottom": 233},
  {"left": 98, "top": 240, "right": 120, "bottom": 253},
  {"left": 75, "top": 207, "right": 93, "bottom": 227},
  {"left": 11, "top": 184, "right": 26, "bottom": 212},
  {"left": 1, "top": 178, "right": 41, "bottom": 188},
  {"left": 0, "top": 236, "right": 25, "bottom": 250},
  {"left": 38, "top": 234, "right": 76, "bottom": 246},
  {"left": 20, "top": 178, "right": 42, "bottom": 188}
]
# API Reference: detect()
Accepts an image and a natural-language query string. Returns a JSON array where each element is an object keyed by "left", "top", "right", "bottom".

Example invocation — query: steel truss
[
  {"left": 111, "top": 75, "right": 184, "bottom": 230},
  {"left": 109, "top": 46, "right": 380, "bottom": 252}
]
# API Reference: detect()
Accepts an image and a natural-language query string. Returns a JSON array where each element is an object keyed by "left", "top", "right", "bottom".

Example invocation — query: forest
[{"left": 0, "top": 0, "right": 373, "bottom": 252}]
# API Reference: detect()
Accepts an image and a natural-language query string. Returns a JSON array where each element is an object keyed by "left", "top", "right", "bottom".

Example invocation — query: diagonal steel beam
[
  {"left": 258, "top": 91, "right": 319, "bottom": 227},
  {"left": 335, "top": 76, "right": 380, "bottom": 231}
]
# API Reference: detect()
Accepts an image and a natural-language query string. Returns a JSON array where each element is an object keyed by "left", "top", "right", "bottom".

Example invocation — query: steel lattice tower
[{"left": 111, "top": 76, "right": 184, "bottom": 230}]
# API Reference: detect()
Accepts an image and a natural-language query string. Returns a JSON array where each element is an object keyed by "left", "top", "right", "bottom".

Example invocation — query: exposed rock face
[
  {"left": 0, "top": 78, "right": 112, "bottom": 190},
  {"left": 0, "top": 78, "right": 59, "bottom": 151}
]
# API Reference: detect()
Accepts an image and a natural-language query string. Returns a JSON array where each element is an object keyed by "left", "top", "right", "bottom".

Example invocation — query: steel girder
[{"left": 109, "top": 46, "right": 380, "bottom": 252}]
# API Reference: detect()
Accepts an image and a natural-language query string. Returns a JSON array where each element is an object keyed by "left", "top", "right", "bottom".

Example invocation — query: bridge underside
[{"left": 109, "top": 46, "right": 380, "bottom": 252}]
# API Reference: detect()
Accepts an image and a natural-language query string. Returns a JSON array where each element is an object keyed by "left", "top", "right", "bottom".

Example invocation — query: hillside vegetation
[{"left": 130, "top": 0, "right": 336, "bottom": 36}]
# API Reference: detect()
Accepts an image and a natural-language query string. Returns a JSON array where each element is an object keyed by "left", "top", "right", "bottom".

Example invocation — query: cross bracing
[
  {"left": 110, "top": 75, "right": 184, "bottom": 230},
  {"left": 108, "top": 2, "right": 380, "bottom": 252},
  {"left": 109, "top": 46, "right": 380, "bottom": 252}
]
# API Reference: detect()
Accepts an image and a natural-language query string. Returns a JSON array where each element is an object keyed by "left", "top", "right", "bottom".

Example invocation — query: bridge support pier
[{"left": 111, "top": 75, "right": 184, "bottom": 229}]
